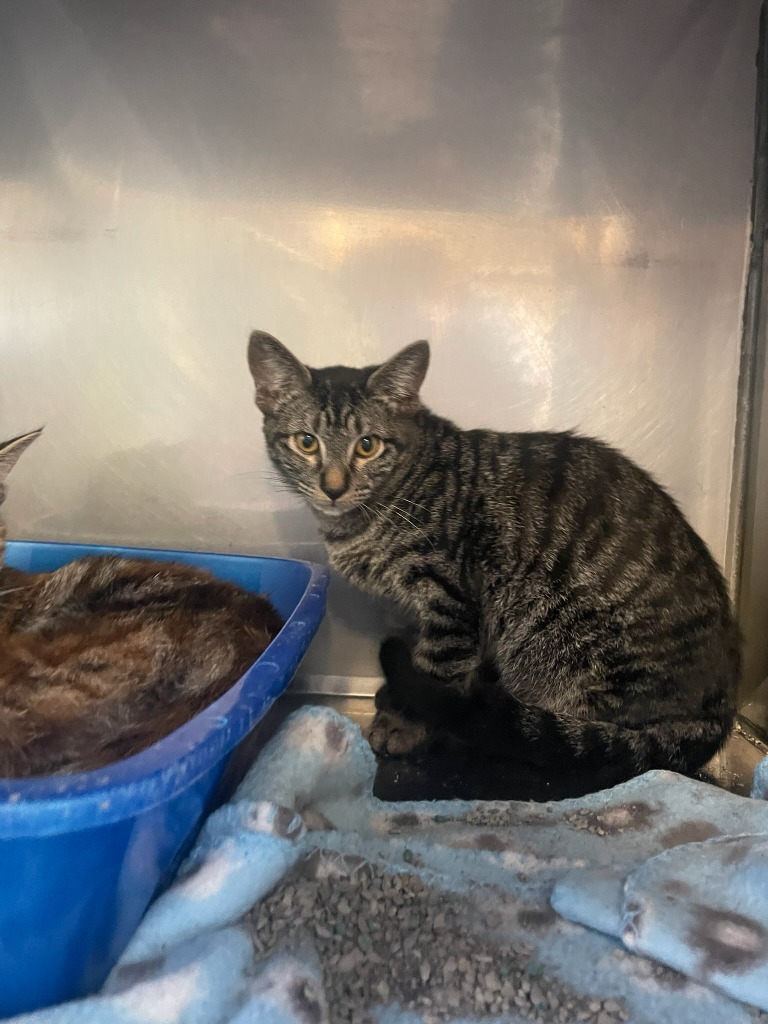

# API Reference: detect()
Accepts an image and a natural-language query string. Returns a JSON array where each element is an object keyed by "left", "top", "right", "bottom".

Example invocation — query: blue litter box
[{"left": 0, "top": 541, "right": 329, "bottom": 1018}]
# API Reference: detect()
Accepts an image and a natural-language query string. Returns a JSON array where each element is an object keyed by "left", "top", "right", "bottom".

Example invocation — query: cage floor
[{"left": 262, "top": 693, "right": 767, "bottom": 803}]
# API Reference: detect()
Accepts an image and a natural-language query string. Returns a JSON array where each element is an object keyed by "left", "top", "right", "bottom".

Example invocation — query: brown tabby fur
[{"left": 0, "top": 429, "right": 283, "bottom": 778}]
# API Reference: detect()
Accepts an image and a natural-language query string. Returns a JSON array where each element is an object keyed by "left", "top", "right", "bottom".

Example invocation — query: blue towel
[{"left": 12, "top": 706, "right": 768, "bottom": 1024}]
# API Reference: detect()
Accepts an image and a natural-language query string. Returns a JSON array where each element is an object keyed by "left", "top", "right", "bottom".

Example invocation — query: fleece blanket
[{"left": 12, "top": 706, "right": 768, "bottom": 1024}]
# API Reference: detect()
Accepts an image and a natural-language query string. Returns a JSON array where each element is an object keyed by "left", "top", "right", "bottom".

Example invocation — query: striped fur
[
  {"left": 249, "top": 332, "right": 740, "bottom": 776},
  {"left": 0, "top": 429, "right": 283, "bottom": 777}
]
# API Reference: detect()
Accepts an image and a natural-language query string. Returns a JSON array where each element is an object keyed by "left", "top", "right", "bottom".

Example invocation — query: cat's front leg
[
  {"left": 378, "top": 635, "right": 477, "bottom": 717},
  {"left": 370, "top": 636, "right": 477, "bottom": 758},
  {"left": 410, "top": 624, "right": 479, "bottom": 693},
  {"left": 378, "top": 606, "right": 479, "bottom": 714},
  {"left": 377, "top": 635, "right": 434, "bottom": 715}
]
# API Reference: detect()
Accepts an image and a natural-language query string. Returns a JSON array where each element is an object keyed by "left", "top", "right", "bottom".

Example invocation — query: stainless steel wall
[{"left": 0, "top": 0, "right": 761, "bottom": 694}]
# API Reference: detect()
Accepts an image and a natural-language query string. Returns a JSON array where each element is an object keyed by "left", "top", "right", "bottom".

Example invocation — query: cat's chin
[{"left": 312, "top": 504, "right": 350, "bottom": 518}]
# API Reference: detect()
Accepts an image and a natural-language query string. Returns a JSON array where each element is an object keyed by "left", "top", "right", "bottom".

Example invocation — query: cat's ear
[
  {"left": 0, "top": 428, "right": 43, "bottom": 483},
  {"left": 247, "top": 331, "right": 312, "bottom": 415},
  {"left": 366, "top": 341, "right": 429, "bottom": 412}
]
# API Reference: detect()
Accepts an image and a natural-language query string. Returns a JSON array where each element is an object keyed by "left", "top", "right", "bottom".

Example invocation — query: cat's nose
[{"left": 320, "top": 467, "right": 349, "bottom": 501}]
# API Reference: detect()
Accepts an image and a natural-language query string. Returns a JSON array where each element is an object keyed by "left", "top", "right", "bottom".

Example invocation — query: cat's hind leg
[{"left": 463, "top": 670, "right": 732, "bottom": 774}]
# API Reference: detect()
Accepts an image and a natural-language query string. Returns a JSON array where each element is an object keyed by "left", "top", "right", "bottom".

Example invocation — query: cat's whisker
[
  {"left": 360, "top": 500, "right": 435, "bottom": 551},
  {"left": 357, "top": 502, "right": 375, "bottom": 528},
  {"left": 378, "top": 501, "right": 433, "bottom": 543},
  {"left": 376, "top": 497, "right": 430, "bottom": 536},
  {"left": 359, "top": 501, "right": 389, "bottom": 533},
  {"left": 394, "top": 498, "right": 431, "bottom": 515},
  {"left": 389, "top": 505, "right": 421, "bottom": 529}
]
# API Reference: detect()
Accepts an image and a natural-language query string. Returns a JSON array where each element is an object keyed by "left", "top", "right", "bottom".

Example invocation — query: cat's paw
[{"left": 367, "top": 710, "right": 431, "bottom": 758}]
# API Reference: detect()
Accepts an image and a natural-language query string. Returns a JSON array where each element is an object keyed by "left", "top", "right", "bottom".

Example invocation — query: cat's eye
[
  {"left": 354, "top": 435, "right": 382, "bottom": 459},
  {"left": 294, "top": 432, "right": 319, "bottom": 454}
]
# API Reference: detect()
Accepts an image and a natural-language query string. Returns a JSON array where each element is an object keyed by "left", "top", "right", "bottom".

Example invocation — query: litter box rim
[{"left": 0, "top": 541, "right": 329, "bottom": 836}]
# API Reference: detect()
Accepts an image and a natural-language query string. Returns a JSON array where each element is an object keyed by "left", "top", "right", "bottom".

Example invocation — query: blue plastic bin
[{"left": 0, "top": 541, "right": 329, "bottom": 1018}]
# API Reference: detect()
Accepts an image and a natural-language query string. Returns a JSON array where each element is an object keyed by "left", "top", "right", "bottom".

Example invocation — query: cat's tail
[{"left": 471, "top": 684, "right": 735, "bottom": 775}]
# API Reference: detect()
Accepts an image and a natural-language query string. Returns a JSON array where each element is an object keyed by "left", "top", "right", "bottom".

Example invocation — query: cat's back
[
  {"left": 466, "top": 426, "right": 728, "bottom": 600},
  {"left": 469, "top": 426, "right": 670, "bottom": 522},
  {"left": 0, "top": 555, "right": 284, "bottom": 777},
  {"left": 472, "top": 427, "right": 658, "bottom": 496},
  {"left": 16, "top": 555, "right": 282, "bottom": 630}
]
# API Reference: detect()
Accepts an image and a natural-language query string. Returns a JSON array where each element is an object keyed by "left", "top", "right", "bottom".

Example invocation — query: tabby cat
[
  {"left": 0, "top": 428, "right": 283, "bottom": 777},
  {"left": 248, "top": 330, "right": 740, "bottom": 777}
]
